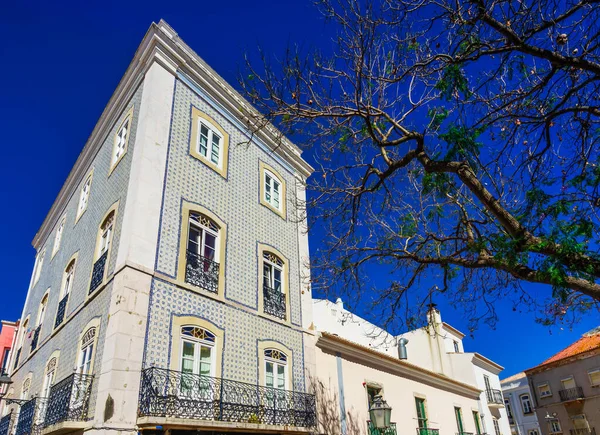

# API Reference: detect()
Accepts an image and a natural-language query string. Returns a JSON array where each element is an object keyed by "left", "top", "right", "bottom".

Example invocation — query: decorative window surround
[
  {"left": 258, "top": 244, "right": 290, "bottom": 322},
  {"left": 75, "top": 170, "right": 94, "bottom": 223},
  {"left": 259, "top": 162, "right": 286, "bottom": 219},
  {"left": 189, "top": 107, "right": 229, "bottom": 178},
  {"left": 109, "top": 106, "right": 134, "bottom": 175},
  {"left": 51, "top": 216, "right": 66, "bottom": 258}
]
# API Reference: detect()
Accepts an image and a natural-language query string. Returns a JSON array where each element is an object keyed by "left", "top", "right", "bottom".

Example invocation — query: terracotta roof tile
[{"left": 530, "top": 328, "right": 600, "bottom": 371}]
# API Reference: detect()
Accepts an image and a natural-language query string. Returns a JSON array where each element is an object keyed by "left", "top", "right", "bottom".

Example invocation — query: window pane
[
  {"left": 264, "top": 264, "right": 272, "bottom": 287},
  {"left": 182, "top": 341, "right": 195, "bottom": 358},
  {"left": 274, "top": 268, "right": 282, "bottom": 291},
  {"left": 277, "top": 364, "right": 285, "bottom": 389},
  {"left": 211, "top": 133, "right": 220, "bottom": 165},
  {"left": 199, "top": 124, "right": 209, "bottom": 156}
]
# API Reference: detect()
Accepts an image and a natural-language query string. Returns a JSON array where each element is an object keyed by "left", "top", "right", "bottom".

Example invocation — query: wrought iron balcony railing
[
  {"left": 89, "top": 251, "right": 108, "bottom": 294},
  {"left": 185, "top": 251, "right": 219, "bottom": 293},
  {"left": 570, "top": 428, "right": 596, "bottom": 435},
  {"left": 0, "top": 413, "right": 13, "bottom": 435},
  {"left": 13, "top": 348, "right": 21, "bottom": 370},
  {"left": 15, "top": 397, "right": 47, "bottom": 435},
  {"left": 486, "top": 389, "right": 504, "bottom": 405},
  {"left": 368, "top": 422, "right": 397, "bottom": 435},
  {"left": 138, "top": 367, "right": 316, "bottom": 427},
  {"left": 43, "top": 373, "right": 93, "bottom": 427},
  {"left": 30, "top": 326, "right": 41, "bottom": 353},
  {"left": 263, "top": 284, "right": 286, "bottom": 320},
  {"left": 54, "top": 295, "right": 68, "bottom": 328},
  {"left": 417, "top": 428, "right": 440, "bottom": 435},
  {"left": 559, "top": 386, "right": 584, "bottom": 402}
]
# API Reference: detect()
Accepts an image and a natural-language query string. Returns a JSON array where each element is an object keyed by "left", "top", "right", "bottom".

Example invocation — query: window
[
  {"left": 90, "top": 208, "right": 117, "bottom": 294},
  {"left": 52, "top": 217, "right": 65, "bottom": 257},
  {"left": 78, "top": 327, "right": 96, "bottom": 375},
  {"left": 37, "top": 293, "right": 49, "bottom": 328},
  {"left": 262, "top": 251, "right": 286, "bottom": 320},
  {"left": 110, "top": 108, "right": 133, "bottom": 173},
  {"left": 455, "top": 407, "right": 464, "bottom": 434},
  {"left": 55, "top": 258, "right": 76, "bottom": 329},
  {"left": 571, "top": 415, "right": 589, "bottom": 431},
  {"left": 189, "top": 108, "right": 229, "bottom": 177},
  {"left": 538, "top": 383, "right": 552, "bottom": 398},
  {"left": 76, "top": 172, "right": 93, "bottom": 221},
  {"left": 504, "top": 399, "right": 512, "bottom": 419},
  {"left": 415, "top": 397, "right": 428, "bottom": 430},
  {"left": 260, "top": 163, "right": 286, "bottom": 218},
  {"left": 21, "top": 378, "right": 31, "bottom": 400},
  {"left": 484, "top": 374, "right": 492, "bottom": 391},
  {"left": 520, "top": 394, "right": 533, "bottom": 414},
  {"left": 33, "top": 250, "right": 45, "bottom": 285},
  {"left": 180, "top": 326, "right": 216, "bottom": 398},
  {"left": 185, "top": 212, "right": 220, "bottom": 293},
  {"left": 588, "top": 368, "right": 600, "bottom": 387},
  {"left": 453, "top": 340, "right": 460, "bottom": 353},
  {"left": 39, "top": 357, "right": 57, "bottom": 421},
  {"left": 264, "top": 349, "right": 288, "bottom": 390},
  {"left": 493, "top": 418, "right": 501, "bottom": 435},
  {"left": 473, "top": 411, "right": 482, "bottom": 435},
  {"left": 528, "top": 431, "right": 539, "bottom": 435},
  {"left": 548, "top": 419, "right": 561, "bottom": 434}
]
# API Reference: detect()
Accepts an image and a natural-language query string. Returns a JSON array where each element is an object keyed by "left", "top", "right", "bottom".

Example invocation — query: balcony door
[
  {"left": 561, "top": 377, "right": 576, "bottom": 390},
  {"left": 264, "top": 349, "right": 288, "bottom": 416},
  {"left": 188, "top": 214, "right": 218, "bottom": 264},
  {"left": 415, "top": 397, "right": 428, "bottom": 433},
  {"left": 455, "top": 407, "right": 464, "bottom": 434},
  {"left": 180, "top": 326, "right": 216, "bottom": 400}
]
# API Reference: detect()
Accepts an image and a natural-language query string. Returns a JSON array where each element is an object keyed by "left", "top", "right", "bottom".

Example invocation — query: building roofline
[
  {"left": 318, "top": 332, "right": 482, "bottom": 399},
  {"left": 525, "top": 347, "right": 600, "bottom": 375},
  {"left": 0, "top": 320, "right": 18, "bottom": 327},
  {"left": 32, "top": 20, "right": 314, "bottom": 250},
  {"left": 442, "top": 322, "right": 466, "bottom": 339},
  {"left": 470, "top": 352, "right": 504, "bottom": 373}
]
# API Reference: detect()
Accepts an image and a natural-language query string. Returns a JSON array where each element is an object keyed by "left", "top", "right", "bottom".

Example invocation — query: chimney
[
  {"left": 397, "top": 338, "right": 409, "bottom": 360},
  {"left": 335, "top": 297, "right": 344, "bottom": 310},
  {"left": 427, "top": 303, "right": 442, "bottom": 327}
]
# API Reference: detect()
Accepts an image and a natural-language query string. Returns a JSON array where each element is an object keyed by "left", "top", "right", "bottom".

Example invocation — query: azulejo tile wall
[
  {"left": 155, "top": 79, "right": 303, "bottom": 326},
  {"left": 8, "top": 82, "right": 144, "bottom": 408},
  {"left": 145, "top": 279, "right": 306, "bottom": 391}
]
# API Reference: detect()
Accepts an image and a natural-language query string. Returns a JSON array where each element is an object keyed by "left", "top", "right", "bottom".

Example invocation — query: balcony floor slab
[{"left": 137, "top": 416, "right": 314, "bottom": 434}]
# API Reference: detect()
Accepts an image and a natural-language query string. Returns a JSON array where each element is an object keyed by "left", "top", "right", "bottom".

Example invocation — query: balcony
[
  {"left": 368, "top": 421, "right": 397, "bottom": 435},
  {"left": 54, "top": 295, "right": 68, "bottom": 329},
  {"left": 138, "top": 367, "right": 316, "bottom": 429},
  {"left": 263, "top": 284, "right": 286, "bottom": 320},
  {"left": 15, "top": 397, "right": 47, "bottom": 435},
  {"left": 559, "top": 386, "right": 584, "bottom": 402},
  {"left": 0, "top": 413, "right": 13, "bottom": 435},
  {"left": 486, "top": 389, "right": 504, "bottom": 406},
  {"left": 185, "top": 251, "right": 219, "bottom": 293},
  {"left": 89, "top": 251, "right": 108, "bottom": 294},
  {"left": 416, "top": 429, "right": 440, "bottom": 435},
  {"left": 43, "top": 373, "right": 93, "bottom": 430},
  {"left": 570, "top": 429, "right": 596, "bottom": 435},
  {"left": 30, "top": 326, "right": 41, "bottom": 352}
]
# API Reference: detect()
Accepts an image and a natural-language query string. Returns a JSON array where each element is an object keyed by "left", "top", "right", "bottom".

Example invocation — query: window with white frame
[
  {"left": 505, "top": 399, "right": 513, "bottom": 419},
  {"left": 98, "top": 212, "right": 114, "bottom": 257},
  {"left": 264, "top": 170, "right": 282, "bottom": 210},
  {"left": 33, "top": 250, "right": 45, "bottom": 285},
  {"left": 549, "top": 419, "right": 561, "bottom": 434},
  {"left": 77, "top": 174, "right": 92, "bottom": 219},
  {"left": 571, "top": 415, "right": 589, "bottom": 431},
  {"left": 52, "top": 217, "right": 65, "bottom": 256},
  {"left": 453, "top": 340, "right": 460, "bottom": 353},
  {"left": 538, "top": 383, "right": 552, "bottom": 398},
  {"left": 112, "top": 115, "right": 131, "bottom": 167},
  {"left": 61, "top": 261, "right": 75, "bottom": 299},
  {"left": 520, "top": 394, "right": 533, "bottom": 414},
  {"left": 78, "top": 327, "right": 96, "bottom": 375},
  {"left": 197, "top": 119, "right": 222, "bottom": 167},
  {"left": 37, "top": 293, "right": 49, "bottom": 327},
  {"left": 21, "top": 378, "right": 30, "bottom": 400},
  {"left": 187, "top": 213, "right": 218, "bottom": 262},
  {"left": 264, "top": 349, "right": 287, "bottom": 390},
  {"left": 263, "top": 252, "right": 283, "bottom": 292},
  {"left": 180, "top": 326, "right": 216, "bottom": 398},
  {"left": 42, "top": 357, "right": 57, "bottom": 398},
  {"left": 588, "top": 368, "right": 600, "bottom": 387}
]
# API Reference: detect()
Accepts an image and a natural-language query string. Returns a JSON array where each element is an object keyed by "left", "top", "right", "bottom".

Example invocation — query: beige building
[
  {"left": 524, "top": 327, "right": 600, "bottom": 435},
  {"left": 312, "top": 299, "right": 510, "bottom": 435}
]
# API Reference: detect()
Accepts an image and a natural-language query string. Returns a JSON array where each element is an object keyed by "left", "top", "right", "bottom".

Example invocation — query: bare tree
[{"left": 241, "top": 0, "right": 600, "bottom": 331}]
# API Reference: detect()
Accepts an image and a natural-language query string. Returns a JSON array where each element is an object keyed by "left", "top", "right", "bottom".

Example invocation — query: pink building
[{"left": 0, "top": 320, "right": 17, "bottom": 375}]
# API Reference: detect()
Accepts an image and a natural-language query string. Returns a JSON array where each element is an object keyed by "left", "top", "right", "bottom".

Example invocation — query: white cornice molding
[
  {"left": 471, "top": 352, "right": 504, "bottom": 374},
  {"left": 32, "top": 20, "right": 313, "bottom": 250},
  {"left": 317, "top": 334, "right": 482, "bottom": 399}
]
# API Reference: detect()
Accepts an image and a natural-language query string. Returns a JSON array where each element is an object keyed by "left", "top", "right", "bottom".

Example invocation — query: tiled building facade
[{"left": 1, "top": 20, "right": 315, "bottom": 435}]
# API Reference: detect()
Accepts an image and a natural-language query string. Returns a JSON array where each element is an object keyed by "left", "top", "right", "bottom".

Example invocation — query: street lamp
[
  {"left": 0, "top": 370, "right": 13, "bottom": 400},
  {"left": 369, "top": 395, "right": 392, "bottom": 429}
]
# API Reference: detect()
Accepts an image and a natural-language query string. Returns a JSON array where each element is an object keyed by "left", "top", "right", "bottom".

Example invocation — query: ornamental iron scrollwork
[
  {"left": 43, "top": 373, "right": 93, "bottom": 428},
  {"left": 15, "top": 398, "right": 47, "bottom": 435},
  {"left": 54, "top": 295, "right": 68, "bottom": 329},
  {"left": 185, "top": 251, "right": 219, "bottom": 293},
  {"left": 30, "top": 327, "right": 41, "bottom": 353},
  {"left": 0, "top": 413, "right": 12, "bottom": 435},
  {"left": 89, "top": 251, "right": 108, "bottom": 294},
  {"left": 138, "top": 367, "right": 316, "bottom": 428},
  {"left": 263, "top": 284, "right": 286, "bottom": 320}
]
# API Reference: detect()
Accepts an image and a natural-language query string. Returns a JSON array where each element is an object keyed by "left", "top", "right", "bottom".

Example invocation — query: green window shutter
[
  {"left": 473, "top": 411, "right": 481, "bottom": 435},
  {"left": 415, "top": 398, "right": 427, "bottom": 431},
  {"left": 455, "top": 407, "right": 464, "bottom": 433}
]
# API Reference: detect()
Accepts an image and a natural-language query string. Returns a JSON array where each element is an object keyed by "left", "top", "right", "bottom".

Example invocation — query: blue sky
[{"left": 0, "top": 0, "right": 597, "bottom": 378}]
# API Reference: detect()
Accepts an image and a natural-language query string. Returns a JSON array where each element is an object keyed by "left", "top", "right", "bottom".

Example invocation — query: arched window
[
  {"left": 52, "top": 216, "right": 66, "bottom": 257},
  {"left": 520, "top": 394, "right": 532, "bottom": 414},
  {"left": 180, "top": 326, "right": 216, "bottom": 378},
  {"left": 78, "top": 327, "right": 96, "bottom": 375},
  {"left": 76, "top": 172, "right": 93, "bottom": 222},
  {"left": 110, "top": 107, "right": 133, "bottom": 173},
  {"left": 42, "top": 357, "right": 57, "bottom": 398},
  {"left": 21, "top": 378, "right": 31, "bottom": 400},
  {"left": 55, "top": 258, "right": 76, "bottom": 329},
  {"left": 37, "top": 293, "right": 49, "bottom": 328},
  {"left": 90, "top": 207, "right": 117, "bottom": 294},
  {"left": 264, "top": 348, "right": 287, "bottom": 390},
  {"left": 262, "top": 251, "right": 286, "bottom": 320},
  {"left": 185, "top": 213, "right": 220, "bottom": 293}
]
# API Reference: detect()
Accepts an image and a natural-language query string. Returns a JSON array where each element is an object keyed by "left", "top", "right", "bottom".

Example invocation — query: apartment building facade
[
  {"left": 524, "top": 328, "right": 600, "bottom": 435},
  {"left": 311, "top": 299, "right": 511, "bottom": 435},
  {"left": 501, "top": 372, "right": 541, "bottom": 435},
  {"left": 1, "top": 20, "right": 316, "bottom": 435}
]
